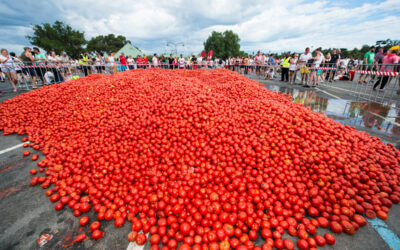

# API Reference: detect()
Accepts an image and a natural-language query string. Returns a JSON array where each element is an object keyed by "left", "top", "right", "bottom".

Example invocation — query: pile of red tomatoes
[{"left": 1, "top": 69, "right": 400, "bottom": 249}]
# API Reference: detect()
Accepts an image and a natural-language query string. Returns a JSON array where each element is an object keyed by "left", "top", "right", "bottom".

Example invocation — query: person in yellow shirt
[{"left": 281, "top": 52, "right": 290, "bottom": 82}]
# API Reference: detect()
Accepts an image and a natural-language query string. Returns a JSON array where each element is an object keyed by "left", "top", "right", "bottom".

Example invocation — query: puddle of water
[{"left": 264, "top": 84, "right": 400, "bottom": 141}]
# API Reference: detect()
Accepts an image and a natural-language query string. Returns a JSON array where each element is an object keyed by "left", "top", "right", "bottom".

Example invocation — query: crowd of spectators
[{"left": 0, "top": 45, "right": 399, "bottom": 95}]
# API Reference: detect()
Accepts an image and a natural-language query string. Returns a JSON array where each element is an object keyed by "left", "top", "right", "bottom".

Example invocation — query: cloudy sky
[{"left": 1, "top": 0, "right": 399, "bottom": 55}]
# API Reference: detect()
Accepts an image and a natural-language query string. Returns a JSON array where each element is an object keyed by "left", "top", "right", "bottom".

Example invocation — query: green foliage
[
  {"left": 26, "top": 21, "right": 86, "bottom": 58},
  {"left": 203, "top": 30, "right": 241, "bottom": 59},
  {"left": 87, "top": 34, "right": 131, "bottom": 54}
]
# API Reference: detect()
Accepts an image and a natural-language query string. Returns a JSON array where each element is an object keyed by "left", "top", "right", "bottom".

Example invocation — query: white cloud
[{"left": 1, "top": 0, "right": 400, "bottom": 55}]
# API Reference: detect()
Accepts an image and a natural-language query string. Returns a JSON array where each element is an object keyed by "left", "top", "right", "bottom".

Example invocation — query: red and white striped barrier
[
  {"left": 0, "top": 64, "right": 337, "bottom": 70},
  {"left": 355, "top": 70, "right": 399, "bottom": 76}
]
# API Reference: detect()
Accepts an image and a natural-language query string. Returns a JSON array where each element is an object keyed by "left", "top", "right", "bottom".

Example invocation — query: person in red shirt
[
  {"left": 143, "top": 54, "right": 148, "bottom": 69},
  {"left": 136, "top": 55, "right": 144, "bottom": 69},
  {"left": 119, "top": 53, "right": 127, "bottom": 71}
]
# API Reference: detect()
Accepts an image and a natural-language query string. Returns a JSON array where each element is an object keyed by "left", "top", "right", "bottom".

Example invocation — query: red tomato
[
  {"left": 74, "top": 233, "right": 87, "bottom": 242},
  {"left": 330, "top": 221, "right": 343, "bottom": 234},
  {"left": 114, "top": 217, "right": 125, "bottom": 228},
  {"left": 180, "top": 222, "right": 191, "bottom": 235},
  {"left": 79, "top": 216, "right": 90, "bottom": 226},
  {"left": 297, "top": 239, "right": 309, "bottom": 250},
  {"left": 314, "top": 235, "right": 326, "bottom": 246},
  {"left": 377, "top": 210, "right": 388, "bottom": 220},
  {"left": 150, "top": 234, "right": 161, "bottom": 245},
  {"left": 49, "top": 194, "right": 60, "bottom": 203},
  {"left": 283, "top": 239, "right": 295, "bottom": 250},
  {"left": 128, "top": 231, "right": 138, "bottom": 242},
  {"left": 54, "top": 203, "right": 63, "bottom": 211},
  {"left": 31, "top": 154, "right": 39, "bottom": 161},
  {"left": 324, "top": 233, "right": 336, "bottom": 245},
  {"left": 91, "top": 230, "right": 104, "bottom": 240},
  {"left": 90, "top": 221, "right": 101, "bottom": 231},
  {"left": 136, "top": 233, "right": 147, "bottom": 246}
]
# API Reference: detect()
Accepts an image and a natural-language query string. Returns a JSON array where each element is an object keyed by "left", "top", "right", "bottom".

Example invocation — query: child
[
  {"left": 44, "top": 70, "right": 55, "bottom": 85},
  {"left": 264, "top": 68, "right": 275, "bottom": 80}
]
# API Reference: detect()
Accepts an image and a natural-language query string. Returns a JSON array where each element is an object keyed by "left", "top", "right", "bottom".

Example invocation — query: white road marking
[
  {"left": 126, "top": 233, "right": 149, "bottom": 250},
  {"left": 126, "top": 242, "right": 144, "bottom": 250},
  {"left": 0, "top": 143, "right": 25, "bottom": 155},
  {"left": 315, "top": 87, "right": 343, "bottom": 100},
  {"left": 319, "top": 84, "right": 377, "bottom": 98}
]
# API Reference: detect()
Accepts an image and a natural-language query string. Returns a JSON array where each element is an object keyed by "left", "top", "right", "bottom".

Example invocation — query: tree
[
  {"left": 203, "top": 30, "right": 241, "bottom": 59},
  {"left": 26, "top": 21, "right": 86, "bottom": 59},
  {"left": 87, "top": 34, "right": 131, "bottom": 54}
]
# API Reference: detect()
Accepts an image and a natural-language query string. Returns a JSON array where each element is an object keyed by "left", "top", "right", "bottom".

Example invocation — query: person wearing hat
[
  {"left": 373, "top": 46, "right": 398, "bottom": 92},
  {"left": 19, "top": 47, "right": 38, "bottom": 89}
]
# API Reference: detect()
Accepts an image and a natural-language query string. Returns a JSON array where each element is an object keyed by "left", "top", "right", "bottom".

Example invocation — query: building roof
[{"left": 114, "top": 43, "right": 143, "bottom": 58}]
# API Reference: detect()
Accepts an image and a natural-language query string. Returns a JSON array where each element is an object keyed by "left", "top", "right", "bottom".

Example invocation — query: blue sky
[{"left": 0, "top": 0, "right": 399, "bottom": 56}]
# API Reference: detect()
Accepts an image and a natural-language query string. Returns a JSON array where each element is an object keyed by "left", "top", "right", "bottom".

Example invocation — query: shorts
[
  {"left": 1, "top": 67, "right": 15, "bottom": 74},
  {"left": 96, "top": 66, "right": 105, "bottom": 71},
  {"left": 35, "top": 67, "right": 46, "bottom": 77},
  {"left": 300, "top": 67, "right": 309, "bottom": 74},
  {"left": 317, "top": 69, "right": 322, "bottom": 75},
  {"left": 23, "top": 67, "right": 37, "bottom": 76},
  {"left": 256, "top": 66, "right": 261, "bottom": 71},
  {"left": 22, "top": 68, "right": 29, "bottom": 75}
]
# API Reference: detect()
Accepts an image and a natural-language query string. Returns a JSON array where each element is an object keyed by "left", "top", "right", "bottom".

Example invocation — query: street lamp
[{"left": 166, "top": 42, "right": 185, "bottom": 56}]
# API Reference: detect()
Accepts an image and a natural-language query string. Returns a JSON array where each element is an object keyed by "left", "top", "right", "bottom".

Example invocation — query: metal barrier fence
[{"left": 346, "top": 64, "right": 400, "bottom": 105}]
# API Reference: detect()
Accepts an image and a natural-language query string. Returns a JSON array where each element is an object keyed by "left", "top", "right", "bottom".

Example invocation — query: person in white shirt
[
  {"left": 307, "top": 47, "right": 324, "bottom": 87},
  {"left": 47, "top": 51, "right": 64, "bottom": 82},
  {"left": 289, "top": 53, "right": 299, "bottom": 84},
  {"left": 254, "top": 51, "right": 264, "bottom": 79},
  {"left": 152, "top": 54, "right": 159, "bottom": 68},
  {"left": 353, "top": 59, "right": 359, "bottom": 70},
  {"left": 106, "top": 53, "right": 115, "bottom": 74},
  {"left": 10, "top": 52, "right": 29, "bottom": 83},
  {"left": 47, "top": 51, "right": 60, "bottom": 66},
  {"left": 298, "top": 47, "right": 312, "bottom": 85},
  {"left": 0, "top": 48, "right": 18, "bottom": 91},
  {"left": 196, "top": 56, "right": 202, "bottom": 69},
  {"left": 178, "top": 54, "right": 186, "bottom": 69},
  {"left": 127, "top": 56, "right": 135, "bottom": 70},
  {"left": 95, "top": 53, "right": 106, "bottom": 74},
  {"left": 60, "top": 52, "right": 71, "bottom": 79}
]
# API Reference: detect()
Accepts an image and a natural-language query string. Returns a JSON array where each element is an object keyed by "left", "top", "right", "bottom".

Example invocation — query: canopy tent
[{"left": 114, "top": 43, "right": 143, "bottom": 58}]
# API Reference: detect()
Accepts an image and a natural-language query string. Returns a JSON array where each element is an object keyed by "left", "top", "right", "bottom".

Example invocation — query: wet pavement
[
  {"left": 1, "top": 71, "right": 400, "bottom": 249},
  {"left": 248, "top": 74, "right": 400, "bottom": 150}
]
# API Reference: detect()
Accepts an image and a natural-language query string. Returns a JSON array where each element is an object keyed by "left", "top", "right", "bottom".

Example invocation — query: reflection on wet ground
[{"left": 264, "top": 84, "right": 400, "bottom": 147}]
